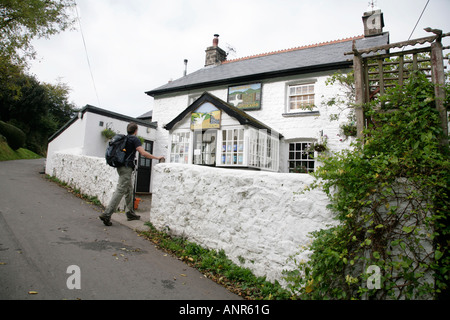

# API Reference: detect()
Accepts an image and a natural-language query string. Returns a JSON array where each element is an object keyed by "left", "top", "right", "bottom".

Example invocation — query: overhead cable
[{"left": 74, "top": 1, "right": 101, "bottom": 107}]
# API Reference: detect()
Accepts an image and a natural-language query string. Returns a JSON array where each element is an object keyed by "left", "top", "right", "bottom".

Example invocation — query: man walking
[{"left": 99, "top": 122, "right": 164, "bottom": 226}]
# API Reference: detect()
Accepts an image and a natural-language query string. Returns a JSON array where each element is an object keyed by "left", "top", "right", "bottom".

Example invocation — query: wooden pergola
[{"left": 346, "top": 28, "right": 449, "bottom": 147}]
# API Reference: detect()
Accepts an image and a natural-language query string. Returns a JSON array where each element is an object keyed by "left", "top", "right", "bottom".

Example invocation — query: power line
[
  {"left": 407, "top": 0, "right": 430, "bottom": 41},
  {"left": 74, "top": 1, "right": 101, "bottom": 107}
]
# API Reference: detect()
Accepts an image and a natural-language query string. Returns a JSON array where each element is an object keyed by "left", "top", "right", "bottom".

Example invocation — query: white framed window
[
  {"left": 287, "top": 83, "right": 315, "bottom": 112},
  {"left": 288, "top": 142, "right": 315, "bottom": 173},
  {"left": 220, "top": 128, "right": 245, "bottom": 165},
  {"left": 169, "top": 131, "right": 191, "bottom": 164},
  {"left": 248, "top": 129, "right": 279, "bottom": 171}
]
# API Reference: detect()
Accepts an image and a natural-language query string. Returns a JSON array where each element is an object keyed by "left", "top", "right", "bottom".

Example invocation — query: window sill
[{"left": 282, "top": 111, "right": 320, "bottom": 117}]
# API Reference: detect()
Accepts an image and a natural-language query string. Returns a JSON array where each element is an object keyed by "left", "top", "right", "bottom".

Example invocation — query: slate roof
[
  {"left": 137, "top": 110, "right": 153, "bottom": 120},
  {"left": 48, "top": 105, "right": 157, "bottom": 143},
  {"left": 146, "top": 33, "right": 389, "bottom": 97}
]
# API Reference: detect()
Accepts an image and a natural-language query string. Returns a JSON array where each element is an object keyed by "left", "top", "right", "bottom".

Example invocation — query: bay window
[{"left": 169, "top": 127, "right": 280, "bottom": 172}]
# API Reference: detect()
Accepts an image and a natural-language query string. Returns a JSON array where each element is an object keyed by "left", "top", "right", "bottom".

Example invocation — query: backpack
[{"left": 105, "top": 134, "right": 132, "bottom": 167}]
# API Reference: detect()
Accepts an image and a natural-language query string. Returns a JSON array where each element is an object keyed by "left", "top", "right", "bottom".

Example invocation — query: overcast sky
[{"left": 28, "top": 0, "right": 450, "bottom": 118}]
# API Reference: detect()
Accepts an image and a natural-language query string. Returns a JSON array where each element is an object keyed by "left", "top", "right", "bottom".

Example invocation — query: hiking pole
[{"left": 133, "top": 158, "right": 138, "bottom": 210}]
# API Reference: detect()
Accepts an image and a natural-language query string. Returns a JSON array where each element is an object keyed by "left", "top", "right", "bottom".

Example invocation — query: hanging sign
[
  {"left": 227, "top": 83, "right": 262, "bottom": 110},
  {"left": 190, "top": 102, "right": 221, "bottom": 130}
]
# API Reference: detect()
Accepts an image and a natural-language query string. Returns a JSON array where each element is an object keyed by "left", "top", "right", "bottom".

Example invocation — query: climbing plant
[{"left": 284, "top": 72, "right": 449, "bottom": 299}]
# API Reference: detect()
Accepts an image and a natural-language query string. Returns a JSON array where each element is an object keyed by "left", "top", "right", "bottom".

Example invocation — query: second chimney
[
  {"left": 205, "top": 34, "right": 227, "bottom": 67},
  {"left": 362, "top": 8, "right": 384, "bottom": 37}
]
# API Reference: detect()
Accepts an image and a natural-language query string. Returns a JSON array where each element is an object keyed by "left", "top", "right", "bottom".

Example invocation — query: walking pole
[{"left": 133, "top": 158, "right": 138, "bottom": 211}]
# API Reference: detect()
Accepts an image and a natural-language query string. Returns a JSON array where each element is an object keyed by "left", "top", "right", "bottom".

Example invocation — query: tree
[
  {"left": 0, "top": 62, "right": 77, "bottom": 155},
  {"left": 0, "top": 0, "right": 76, "bottom": 64},
  {"left": 0, "top": 0, "right": 77, "bottom": 155}
]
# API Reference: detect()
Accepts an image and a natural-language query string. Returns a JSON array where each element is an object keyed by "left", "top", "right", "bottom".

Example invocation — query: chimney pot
[
  {"left": 213, "top": 34, "right": 219, "bottom": 47},
  {"left": 183, "top": 59, "right": 188, "bottom": 76}
]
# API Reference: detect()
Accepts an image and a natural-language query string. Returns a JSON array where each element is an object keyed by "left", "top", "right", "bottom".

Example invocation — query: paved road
[{"left": 0, "top": 159, "right": 239, "bottom": 300}]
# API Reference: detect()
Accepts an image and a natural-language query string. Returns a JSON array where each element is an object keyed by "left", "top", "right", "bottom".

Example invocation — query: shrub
[
  {"left": 284, "top": 73, "right": 449, "bottom": 300},
  {"left": 0, "top": 120, "right": 26, "bottom": 150}
]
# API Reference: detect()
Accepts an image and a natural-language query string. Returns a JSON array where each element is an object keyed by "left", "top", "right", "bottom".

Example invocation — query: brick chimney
[{"left": 205, "top": 34, "right": 227, "bottom": 67}]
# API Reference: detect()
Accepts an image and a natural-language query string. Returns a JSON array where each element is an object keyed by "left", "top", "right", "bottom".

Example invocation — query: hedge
[{"left": 0, "top": 120, "right": 26, "bottom": 150}]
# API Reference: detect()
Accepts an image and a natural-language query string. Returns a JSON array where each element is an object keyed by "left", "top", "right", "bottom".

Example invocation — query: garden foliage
[{"left": 284, "top": 72, "right": 449, "bottom": 299}]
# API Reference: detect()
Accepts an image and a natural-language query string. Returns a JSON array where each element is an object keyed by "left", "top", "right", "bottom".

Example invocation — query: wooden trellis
[
  {"left": 365, "top": 46, "right": 432, "bottom": 100},
  {"left": 346, "top": 28, "right": 449, "bottom": 147}
]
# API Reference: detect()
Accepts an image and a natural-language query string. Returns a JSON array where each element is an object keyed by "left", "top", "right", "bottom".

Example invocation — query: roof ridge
[{"left": 222, "top": 35, "right": 365, "bottom": 64}]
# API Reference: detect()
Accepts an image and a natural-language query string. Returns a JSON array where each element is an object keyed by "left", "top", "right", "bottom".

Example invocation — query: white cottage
[
  {"left": 146, "top": 10, "right": 389, "bottom": 173},
  {"left": 46, "top": 105, "right": 157, "bottom": 193}
]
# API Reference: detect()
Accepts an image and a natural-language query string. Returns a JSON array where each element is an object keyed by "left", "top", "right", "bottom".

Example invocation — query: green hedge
[{"left": 0, "top": 121, "right": 26, "bottom": 150}]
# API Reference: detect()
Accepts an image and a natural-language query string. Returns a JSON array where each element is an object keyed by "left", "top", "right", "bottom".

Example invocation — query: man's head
[{"left": 127, "top": 122, "right": 138, "bottom": 135}]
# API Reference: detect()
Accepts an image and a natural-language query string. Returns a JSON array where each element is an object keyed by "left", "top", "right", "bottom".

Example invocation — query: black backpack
[{"left": 105, "top": 134, "right": 132, "bottom": 167}]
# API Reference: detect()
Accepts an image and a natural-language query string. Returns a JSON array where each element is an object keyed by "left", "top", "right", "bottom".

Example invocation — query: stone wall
[
  {"left": 150, "top": 163, "right": 335, "bottom": 283},
  {"left": 50, "top": 152, "right": 121, "bottom": 209}
]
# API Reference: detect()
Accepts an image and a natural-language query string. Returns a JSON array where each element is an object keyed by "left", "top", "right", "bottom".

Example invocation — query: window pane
[
  {"left": 170, "top": 132, "right": 190, "bottom": 164},
  {"left": 290, "top": 87, "right": 296, "bottom": 95}
]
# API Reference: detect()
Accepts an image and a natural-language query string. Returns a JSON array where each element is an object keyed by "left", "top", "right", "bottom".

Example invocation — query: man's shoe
[
  {"left": 99, "top": 214, "right": 112, "bottom": 226},
  {"left": 126, "top": 212, "right": 141, "bottom": 221}
]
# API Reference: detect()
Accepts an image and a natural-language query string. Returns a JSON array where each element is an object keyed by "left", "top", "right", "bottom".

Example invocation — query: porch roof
[{"left": 164, "top": 92, "right": 283, "bottom": 138}]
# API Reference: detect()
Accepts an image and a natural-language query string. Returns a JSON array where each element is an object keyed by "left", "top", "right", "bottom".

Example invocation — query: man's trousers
[{"left": 104, "top": 166, "right": 134, "bottom": 217}]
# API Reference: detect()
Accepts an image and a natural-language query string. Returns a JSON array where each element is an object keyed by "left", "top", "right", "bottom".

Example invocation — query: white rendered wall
[
  {"left": 46, "top": 116, "right": 86, "bottom": 177},
  {"left": 150, "top": 163, "right": 336, "bottom": 283},
  {"left": 46, "top": 111, "right": 157, "bottom": 192}
]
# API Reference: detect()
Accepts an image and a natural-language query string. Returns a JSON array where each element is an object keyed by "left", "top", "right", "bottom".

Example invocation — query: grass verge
[
  {"left": 45, "top": 175, "right": 103, "bottom": 208},
  {"left": 140, "top": 222, "right": 296, "bottom": 300},
  {"left": 0, "top": 140, "right": 41, "bottom": 161}
]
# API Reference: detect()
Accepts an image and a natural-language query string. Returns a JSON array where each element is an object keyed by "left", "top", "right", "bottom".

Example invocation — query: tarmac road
[{"left": 0, "top": 159, "right": 240, "bottom": 301}]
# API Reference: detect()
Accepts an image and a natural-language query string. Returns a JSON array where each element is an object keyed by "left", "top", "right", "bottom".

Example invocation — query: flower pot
[{"left": 314, "top": 144, "right": 327, "bottom": 152}]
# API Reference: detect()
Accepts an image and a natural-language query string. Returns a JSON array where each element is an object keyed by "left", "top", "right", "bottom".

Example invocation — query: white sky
[{"left": 28, "top": 0, "right": 450, "bottom": 118}]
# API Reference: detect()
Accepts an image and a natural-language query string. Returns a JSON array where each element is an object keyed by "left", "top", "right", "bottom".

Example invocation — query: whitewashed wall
[
  {"left": 50, "top": 152, "right": 121, "bottom": 209},
  {"left": 46, "top": 111, "right": 157, "bottom": 192},
  {"left": 150, "top": 163, "right": 336, "bottom": 283}
]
